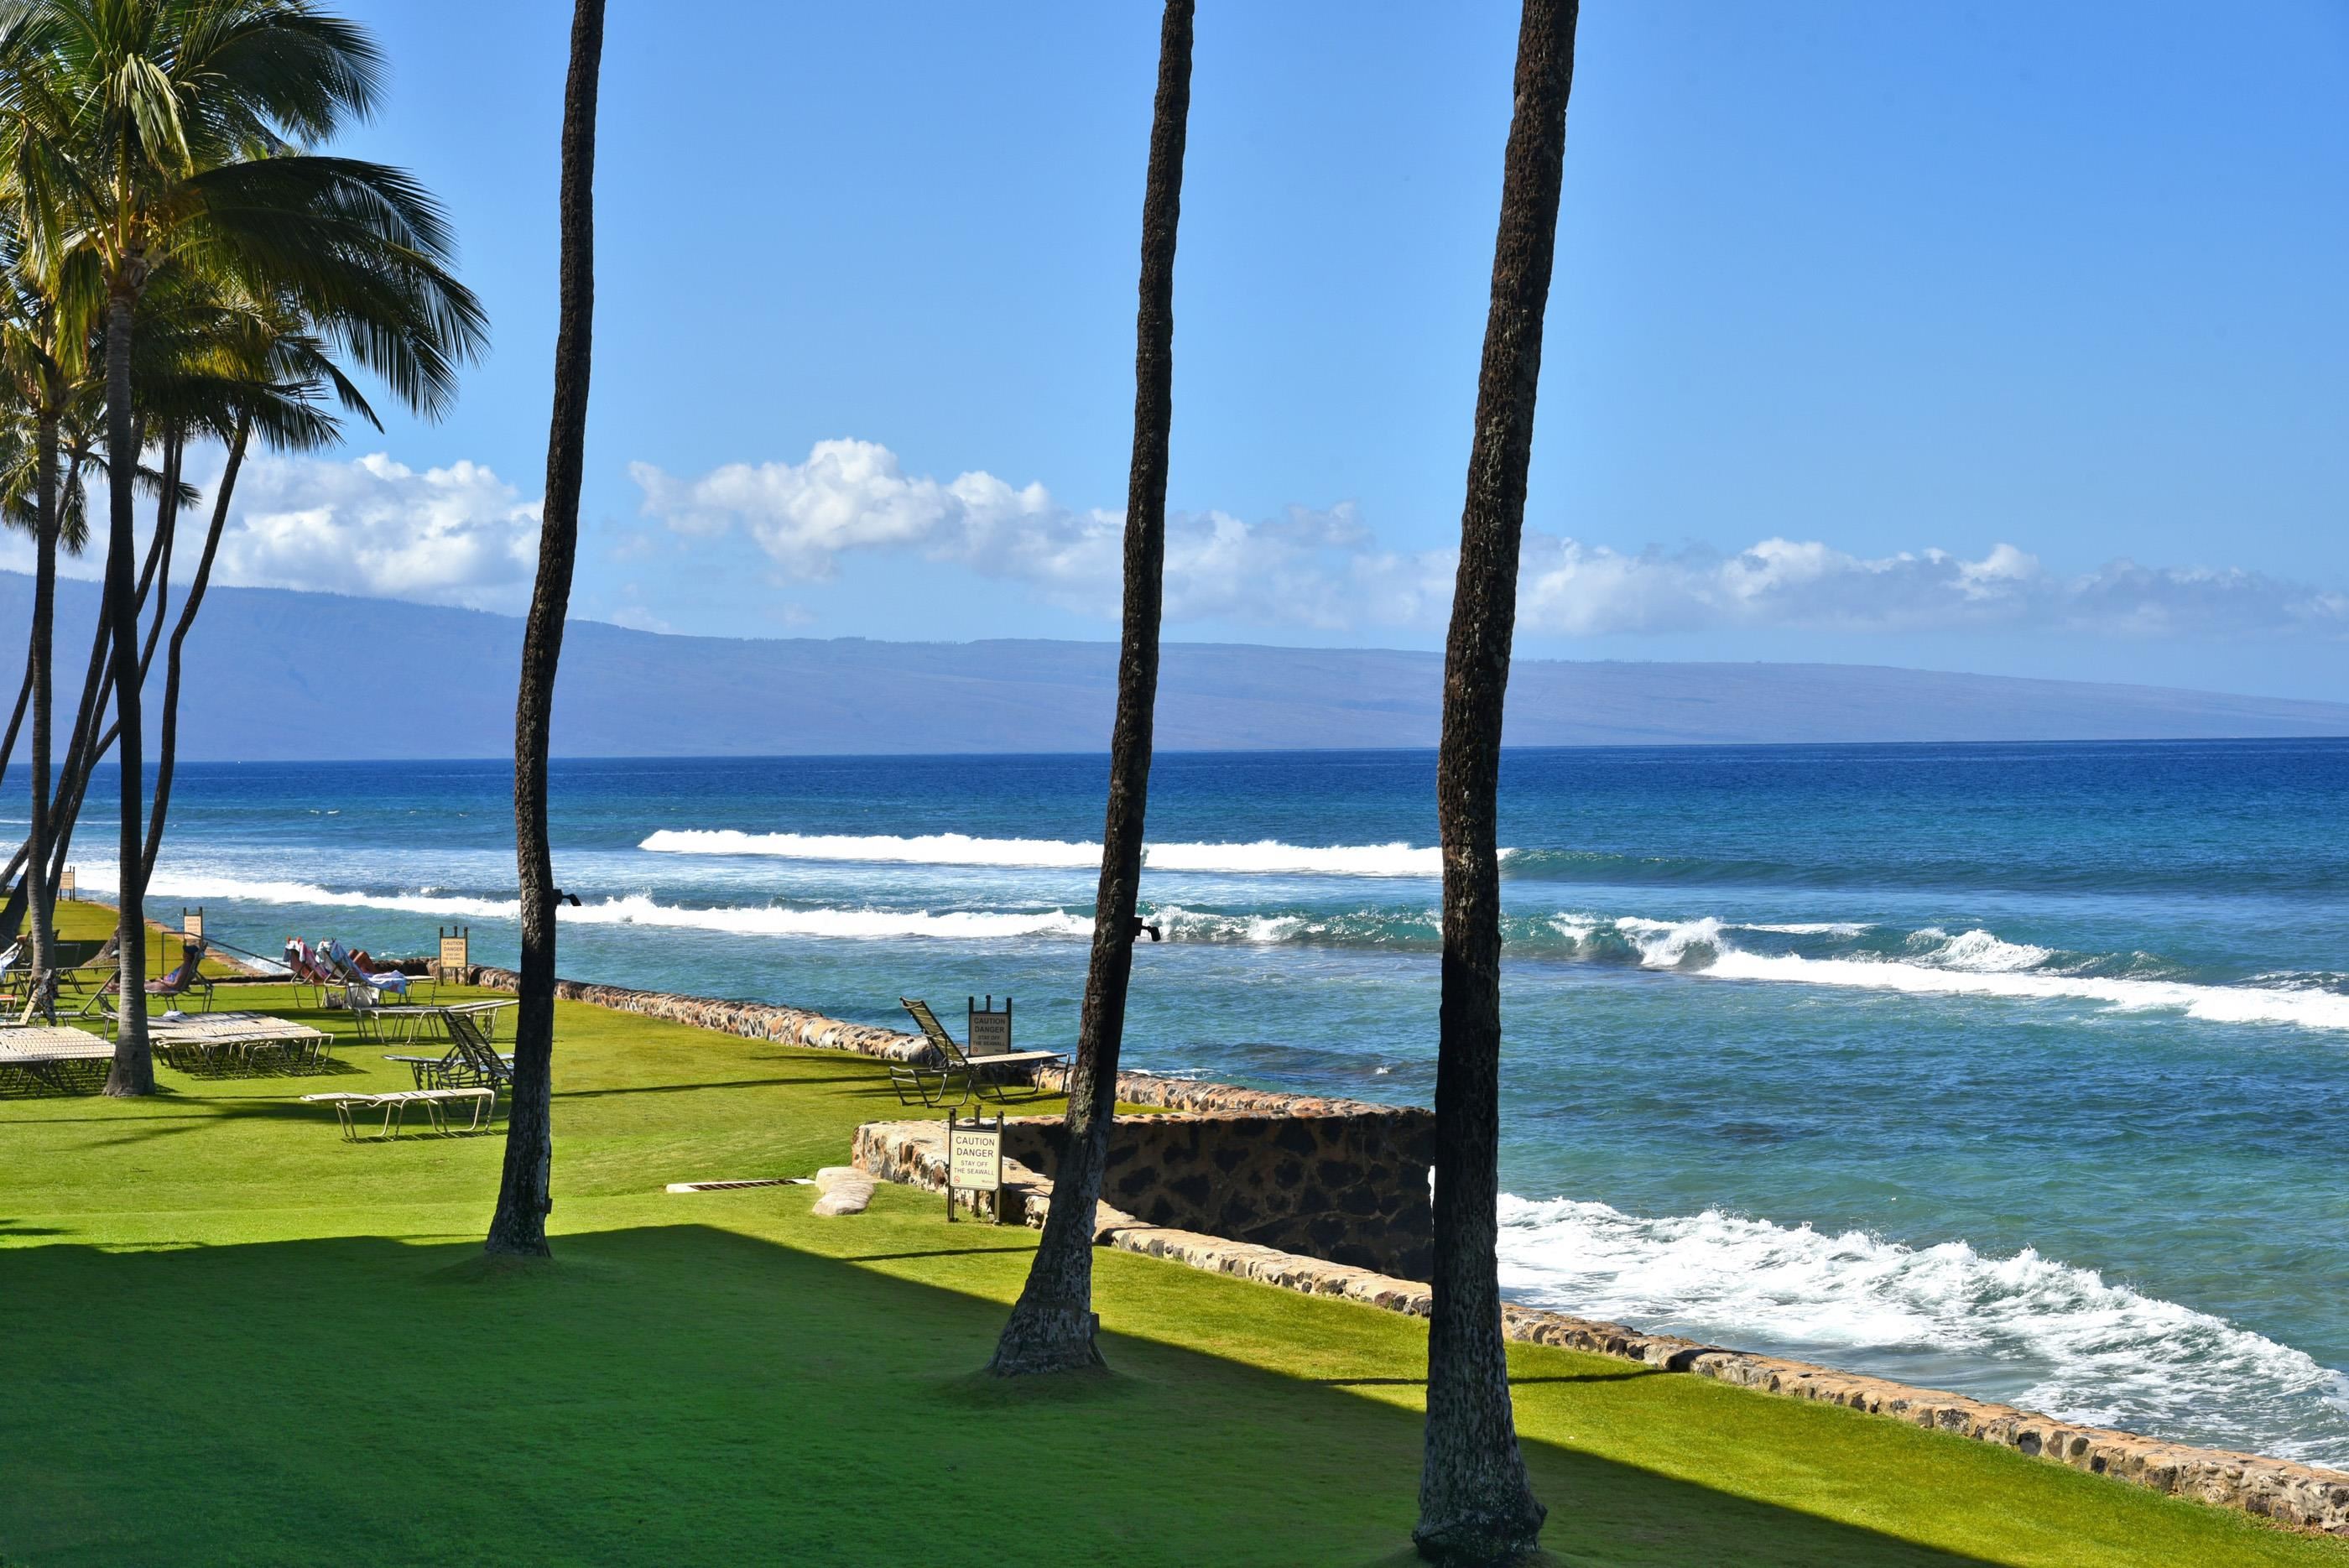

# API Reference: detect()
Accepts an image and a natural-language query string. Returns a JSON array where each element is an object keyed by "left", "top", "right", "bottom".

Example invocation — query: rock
[{"left": 810, "top": 1174, "right": 875, "bottom": 1216}]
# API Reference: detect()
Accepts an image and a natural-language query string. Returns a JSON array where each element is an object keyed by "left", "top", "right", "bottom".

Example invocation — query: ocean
[{"left": 64, "top": 738, "right": 2349, "bottom": 1465}]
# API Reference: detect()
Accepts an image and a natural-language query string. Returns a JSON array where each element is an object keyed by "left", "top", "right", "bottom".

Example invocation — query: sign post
[
  {"left": 945, "top": 1109, "right": 1003, "bottom": 1224},
  {"left": 966, "top": 994, "right": 1012, "bottom": 1057},
  {"left": 182, "top": 907, "right": 205, "bottom": 941},
  {"left": 437, "top": 926, "right": 471, "bottom": 985},
  {"left": 60, "top": 866, "right": 74, "bottom": 901}
]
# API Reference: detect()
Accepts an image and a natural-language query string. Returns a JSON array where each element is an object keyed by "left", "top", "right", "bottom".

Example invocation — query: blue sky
[{"left": 44, "top": 1, "right": 2348, "bottom": 697}]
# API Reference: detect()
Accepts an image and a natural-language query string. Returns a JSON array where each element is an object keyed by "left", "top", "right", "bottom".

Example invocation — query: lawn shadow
[
  {"left": 66, "top": 1092, "right": 505, "bottom": 1147},
  {"left": 0, "top": 1222, "right": 2003, "bottom": 1568}
]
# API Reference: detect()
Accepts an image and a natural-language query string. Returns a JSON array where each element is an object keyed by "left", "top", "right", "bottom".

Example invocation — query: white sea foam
[
  {"left": 639, "top": 828, "right": 1445, "bottom": 878},
  {"left": 1495, "top": 1194, "right": 2349, "bottom": 1461},
  {"left": 88, "top": 862, "right": 2349, "bottom": 1030},
  {"left": 545, "top": 897, "right": 1093, "bottom": 941},
  {"left": 1616, "top": 914, "right": 1729, "bottom": 966},
  {"left": 78, "top": 867, "right": 1091, "bottom": 942},
  {"left": 1912, "top": 925, "right": 2052, "bottom": 972},
  {"left": 1701, "top": 948, "right": 2349, "bottom": 1030},
  {"left": 1742, "top": 921, "right": 1870, "bottom": 936},
  {"left": 109, "top": 869, "right": 522, "bottom": 920},
  {"left": 1584, "top": 915, "right": 2349, "bottom": 1031}
]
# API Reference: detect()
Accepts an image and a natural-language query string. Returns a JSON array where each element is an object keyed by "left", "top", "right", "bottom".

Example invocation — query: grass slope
[{"left": 3, "top": 904, "right": 2341, "bottom": 1565}]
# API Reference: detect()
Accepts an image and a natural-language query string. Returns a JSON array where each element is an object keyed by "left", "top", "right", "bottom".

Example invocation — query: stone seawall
[{"left": 1001, "top": 1109, "right": 1433, "bottom": 1279}]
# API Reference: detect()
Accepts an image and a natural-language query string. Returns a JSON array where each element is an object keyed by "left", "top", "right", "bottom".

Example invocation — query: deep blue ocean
[{"left": 67, "top": 739, "right": 2349, "bottom": 1464}]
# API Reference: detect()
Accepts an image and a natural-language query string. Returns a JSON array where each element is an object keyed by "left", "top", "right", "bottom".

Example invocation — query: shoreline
[{"left": 455, "top": 960, "right": 2349, "bottom": 1537}]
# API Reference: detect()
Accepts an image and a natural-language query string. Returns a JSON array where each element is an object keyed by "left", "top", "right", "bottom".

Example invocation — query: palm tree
[
  {"left": 1414, "top": 2, "right": 1579, "bottom": 1561},
  {"left": 0, "top": 399, "right": 161, "bottom": 945},
  {"left": 485, "top": 0, "right": 604, "bottom": 1260},
  {"left": 0, "top": 350, "right": 102, "bottom": 1000},
  {"left": 0, "top": 0, "right": 482, "bottom": 1090},
  {"left": 15, "top": 342, "right": 70, "bottom": 1015},
  {"left": 0, "top": 3, "right": 80, "bottom": 1013},
  {"left": 989, "top": 0, "right": 1194, "bottom": 1376}
]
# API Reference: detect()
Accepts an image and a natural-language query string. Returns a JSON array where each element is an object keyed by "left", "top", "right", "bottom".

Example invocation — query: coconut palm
[
  {"left": 0, "top": 0, "right": 483, "bottom": 1089},
  {"left": 0, "top": 2, "right": 82, "bottom": 1013},
  {"left": 988, "top": 0, "right": 1194, "bottom": 1375},
  {"left": 1414, "top": 2, "right": 1579, "bottom": 1561},
  {"left": 0, "top": 399, "right": 159, "bottom": 945},
  {"left": 486, "top": 0, "right": 603, "bottom": 1259},
  {"left": 0, "top": 346, "right": 102, "bottom": 1009}
]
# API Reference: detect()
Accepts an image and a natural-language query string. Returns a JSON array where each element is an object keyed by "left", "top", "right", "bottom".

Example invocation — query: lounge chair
[
  {"left": 52, "top": 934, "right": 117, "bottom": 996},
  {"left": 282, "top": 940, "right": 341, "bottom": 1006},
  {"left": 324, "top": 941, "right": 413, "bottom": 1003},
  {"left": 51, "top": 935, "right": 110, "bottom": 973},
  {"left": 441, "top": 1011, "right": 514, "bottom": 1093},
  {"left": 70, "top": 972, "right": 119, "bottom": 1026},
  {"left": 894, "top": 997, "right": 1065, "bottom": 1107},
  {"left": 0, "top": 1025, "right": 112, "bottom": 1093},
  {"left": 300, "top": 1086, "right": 497, "bottom": 1139},
  {"left": 146, "top": 942, "right": 215, "bottom": 1013},
  {"left": 385, "top": 1008, "right": 513, "bottom": 1100},
  {"left": 346, "top": 997, "right": 513, "bottom": 1046},
  {"left": 148, "top": 1012, "right": 331, "bottom": 1075}
]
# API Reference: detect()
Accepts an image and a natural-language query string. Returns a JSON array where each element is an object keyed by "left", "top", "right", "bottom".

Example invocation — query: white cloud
[
  {"left": 631, "top": 438, "right": 2347, "bottom": 643},
  {"left": 1515, "top": 538, "right": 2349, "bottom": 638},
  {"left": 211, "top": 452, "right": 542, "bottom": 611},
  {"left": 628, "top": 440, "right": 1456, "bottom": 630}
]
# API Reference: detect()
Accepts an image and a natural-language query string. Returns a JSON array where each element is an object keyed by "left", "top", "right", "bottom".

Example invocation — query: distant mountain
[{"left": 3, "top": 572, "right": 2342, "bottom": 760}]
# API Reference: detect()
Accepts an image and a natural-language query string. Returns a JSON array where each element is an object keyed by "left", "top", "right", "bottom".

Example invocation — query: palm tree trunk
[
  {"left": 9, "top": 431, "right": 179, "bottom": 966},
  {"left": 0, "top": 664, "right": 30, "bottom": 801},
  {"left": 487, "top": 0, "right": 604, "bottom": 1258},
  {"left": 25, "top": 408, "right": 60, "bottom": 1015},
  {"left": 989, "top": 0, "right": 1193, "bottom": 1378},
  {"left": 101, "top": 288, "right": 150, "bottom": 1096},
  {"left": 142, "top": 418, "right": 244, "bottom": 883},
  {"left": 1414, "top": 2, "right": 1576, "bottom": 1560},
  {"left": 0, "top": 562, "right": 126, "bottom": 942}
]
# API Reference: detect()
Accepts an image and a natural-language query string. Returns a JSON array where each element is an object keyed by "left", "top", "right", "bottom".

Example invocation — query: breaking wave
[
  {"left": 80, "top": 868, "right": 1093, "bottom": 943},
  {"left": 1496, "top": 1194, "right": 2349, "bottom": 1464},
  {"left": 639, "top": 829, "right": 1445, "bottom": 878},
  {"left": 91, "top": 865, "right": 2349, "bottom": 1029}
]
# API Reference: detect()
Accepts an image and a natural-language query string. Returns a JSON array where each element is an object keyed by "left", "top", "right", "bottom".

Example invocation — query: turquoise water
[{"left": 69, "top": 739, "right": 2349, "bottom": 1462}]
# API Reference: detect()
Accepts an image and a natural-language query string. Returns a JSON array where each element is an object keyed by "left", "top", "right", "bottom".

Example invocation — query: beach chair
[
  {"left": 70, "top": 972, "right": 119, "bottom": 1028},
  {"left": 0, "top": 1025, "right": 113, "bottom": 1093},
  {"left": 148, "top": 1013, "right": 331, "bottom": 1076},
  {"left": 895, "top": 997, "right": 1065, "bottom": 1106},
  {"left": 383, "top": 1034, "right": 502, "bottom": 1089},
  {"left": 386, "top": 1009, "right": 513, "bottom": 1105},
  {"left": 146, "top": 942, "right": 215, "bottom": 1013},
  {"left": 300, "top": 1087, "right": 497, "bottom": 1139},
  {"left": 324, "top": 942, "right": 413, "bottom": 1003},
  {"left": 282, "top": 940, "right": 339, "bottom": 1006},
  {"left": 441, "top": 1011, "right": 514, "bottom": 1096},
  {"left": 0, "top": 942, "right": 37, "bottom": 1018},
  {"left": 52, "top": 934, "right": 117, "bottom": 997}
]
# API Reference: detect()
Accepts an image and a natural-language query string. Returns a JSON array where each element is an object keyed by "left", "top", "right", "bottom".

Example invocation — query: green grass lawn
[{"left": 3, "top": 904, "right": 2342, "bottom": 1565}]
